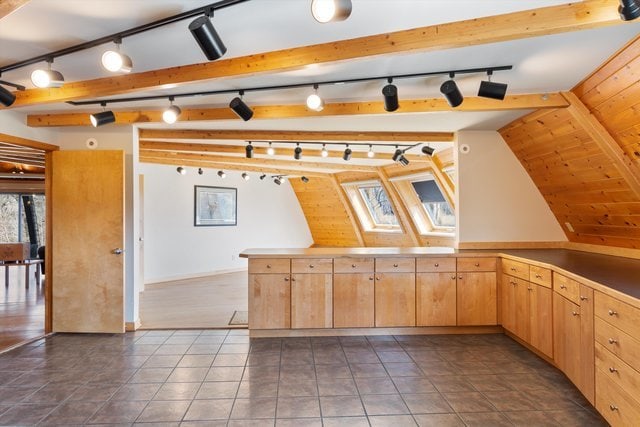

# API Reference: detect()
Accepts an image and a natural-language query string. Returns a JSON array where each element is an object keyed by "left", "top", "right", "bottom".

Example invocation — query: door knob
[{"left": 112, "top": 248, "right": 124, "bottom": 255}]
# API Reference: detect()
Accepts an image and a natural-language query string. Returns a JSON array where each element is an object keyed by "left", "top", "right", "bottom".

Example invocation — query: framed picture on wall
[{"left": 194, "top": 186, "right": 237, "bottom": 226}]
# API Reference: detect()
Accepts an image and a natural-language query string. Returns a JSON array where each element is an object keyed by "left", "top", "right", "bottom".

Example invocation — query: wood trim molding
[
  {"left": 0, "top": 133, "right": 59, "bottom": 151},
  {"left": 125, "top": 319, "right": 142, "bottom": 332},
  {"left": 457, "top": 241, "right": 568, "bottom": 250},
  {"left": 330, "top": 174, "right": 365, "bottom": 247},
  {"left": 44, "top": 151, "right": 52, "bottom": 334},
  {"left": 376, "top": 167, "right": 421, "bottom": 246},
  {"left": 7, "top": 0, "right": 624, "bottom": 107},
  {"left": 26, "top": 94, "right": 567, "bottom": 127}
]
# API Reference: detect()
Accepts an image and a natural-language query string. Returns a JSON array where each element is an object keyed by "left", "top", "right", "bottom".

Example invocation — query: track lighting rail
[
  {"left": 0, "top": 80, "right": 25, "bottom": 91},
  {"left": 0, "top": 0, "right": 251, "bottom": 74},
  {"left": 66, "top": 65, "right": 512, "bottom": 106},
  {"left": 246, "top": 140, "right": 422, "bottom": 149}
]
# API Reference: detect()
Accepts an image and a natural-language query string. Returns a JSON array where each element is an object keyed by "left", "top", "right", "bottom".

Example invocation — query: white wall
[
  {"left": 0, "top": 110, "right": 56, "bottom": 143},
  {"left": 456, "top": 130, "right": 566, "bottom": 243},
  {"left": 139, "top": 163, "right": 313, "bottom": 283}
]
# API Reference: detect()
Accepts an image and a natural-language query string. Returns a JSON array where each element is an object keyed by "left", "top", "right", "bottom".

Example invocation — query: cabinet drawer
[
  {"left": 595, "top": 291, "right": 640, "bottom": 340},
  {"left": 529, "top": 265, "right": 552, "bottom": 288},
  {"left": 501, "top": 258, "right": 529, "bottom": 280},
  {"left": 416, "top": 257, "right": 456, "bottom": 273},
  {"left": 553, "top": 273, "right": 581, "bottom": 305},
  {"left": 457, "top": 257, "right": 496, "bottom": 272},
  {"left": 334, "top": 257, "right": 374, "bottom": 273},
  {"left": 291, "top": 258, "right": 333, "bottom": 274},
  {"left": 249, "top": 258, "right": 290, "bottom": 274},
  {"left": 375, "top": 257, "right": 415, "bottom": 273},
  {"left": 595, "top": 316, "right": 640, "bottom": 373},
  {"left": 595, "top": 342, "right": 640, "bottom": 402},
  {"left": 596, "top": 369, "right": 640, "bottom": 427}
]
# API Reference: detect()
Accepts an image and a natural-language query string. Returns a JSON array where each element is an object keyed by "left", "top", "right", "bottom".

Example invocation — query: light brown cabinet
[
  {"left": 528, "top": 283, "right": 553, "bottom": 358},
  {"left": 334, "top": 273, "right": 375, "bottom": 328},
  {"left": 416, "top": 272, "right": 457, "bottom": 326},
  {"left": 375, "top": 272, "right": 416, "bottom": 327},
  {"left": 457, "top": 272, "right": 497, "bottom": 325},
  {"left": 291, "top": 273, "right": 333, "bottom": 329},
  {"left": 248, "top": 273, "right": 291, "bottom": 329}
]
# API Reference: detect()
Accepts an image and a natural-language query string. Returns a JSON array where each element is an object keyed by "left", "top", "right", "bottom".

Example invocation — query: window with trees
[
  {"left": 343, "top": 181, "right": 400, "bottom": 232},
  {"left": 0, "top": 193, "right": 46, "bottom": 256}
]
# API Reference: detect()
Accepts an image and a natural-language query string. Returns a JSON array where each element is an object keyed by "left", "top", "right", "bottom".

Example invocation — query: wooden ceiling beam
[
  {"left": 140, "top": 157, "right": 328, "bottom": 178},
  {"left": 27, "top": 94, "right": 567, "bottom": 127},
  {"left": 140, "top": 140, "right": 432, "bottom": 162},
  {"left": 139, "top": 129, "right": 454, "bottom": 143},
  {"left": 139, "top": 149, "right": 378, "bottom": 172},
  {"left": 0, "top": 133, "right": 58, "bottom": 151},
  {"left": 7, "top": 0, "right": 623, "bottom": 108}
]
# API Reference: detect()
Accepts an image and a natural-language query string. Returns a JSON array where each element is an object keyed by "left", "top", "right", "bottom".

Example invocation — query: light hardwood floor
[{"left": 139, "top": 271, "right": 248, "bottom": 329}]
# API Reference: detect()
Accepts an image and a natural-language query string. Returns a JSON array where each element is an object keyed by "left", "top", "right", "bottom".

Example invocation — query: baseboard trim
[
  {"left": 249, "top": 325, "right": 503, "bottom": 338},
  {"left": 457, "top": 241, "right": 567, "bottom": 250},
  {"left": 125, "top": 319, "right": 141, "bottom": 332},
  {"left": 145, "top": 268, "right": 247, "bottom": 286}
]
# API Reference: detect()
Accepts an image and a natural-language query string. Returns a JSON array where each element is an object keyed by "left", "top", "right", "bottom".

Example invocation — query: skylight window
[
  {"left": 358, "top": 184, "right": 398, "bottom": 227},
  {"left": 412, "top": 177, "right": 455, "bottom": 228}
]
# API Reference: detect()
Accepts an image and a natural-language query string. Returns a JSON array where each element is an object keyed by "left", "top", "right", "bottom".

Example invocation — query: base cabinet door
[
  {"left": 528, "top": 283, "right": 553, "bottom": 358},
  {"left": 334, "top": 273, "right": 375, "bottom": 328},
  {"left": 457, "top": 272, "right": 497, "bottom": 325},
  {"left": 291, "top": 274, "right": 333, "bottom": 329},
  {"left": 416, "top": 272, "right": 456, "bottom": 326},
  {"left": 249, "top": 274, "right": 291, "bottom": 329},
  {"left": 501, "top": 274, "right": 517, "bottom": 333},
  {"left": 375, "top": 273, "right": 416, "bottom": 327},
  {"left": 553, "top": 292, "right": 582, "bottom": 387}
]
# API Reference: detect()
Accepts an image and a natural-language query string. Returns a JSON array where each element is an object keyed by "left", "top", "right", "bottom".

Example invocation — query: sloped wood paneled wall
[{"left": 500, "top": 36, "right": 640, "bottom": 249}]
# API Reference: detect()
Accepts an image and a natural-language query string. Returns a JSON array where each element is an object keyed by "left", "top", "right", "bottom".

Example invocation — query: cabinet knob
[
  {"left": 608, "top": 309, "right": 618, "bottom": 316},
  {"left": 609, "top": 405, "right": 618, "bottom": 411},
  {"left": 511, "top": 281, "right": 516, "bottom": 286},
  {"left": 535, "top": 274, "right": 542, "bottom": 278},
  {"left": 510, "top": 267, "right": 516, "bottom": 271},
  {"left": 309, "top": 264, "right": 314, "bottom": 268},
  {"left": 608, "top": 338, "right": 618, "bottom": 345},
  {"left": 434, "top": 263, "right": 439, "bottom": 267},
  {"left": 352, "top": 264, "right": 357, "bottom": 268},
  {"left": 369, "top": 276, "right": 374, "bottom": 281},
  {"left": 560, "top": 285, "right": 567, "bottom": 289},
  {"left": 284, "top": 277, "right": 289, "bottom": 281},
  {"left": 451, "top": 275, "right": 456, "bottom": 280},
  {"left": 609, "top": 367, "right": 618, "bottom": 373},
  {"left": 393, "top": 263, "right": 398, "bottom": 267},
  {"left": 580, "top": 295, "right": 588, "bottom": 301},
  {"left": 458, "top": 275, "right": 463, "bottom": 280},
  {"left": 474, "top": 262, "right": 480, "bottom": 267},
  {"left": 267, "top": 264, "right": 272, "bottom": 269},
  {"left": 291, "top": 277, "right": 296, "bottom": 282},
  {"left": 572, "top": 311, "right": 579, "bottom": 316},
  {"left": 376, "top": 276, "right": 380, "bottom": 281},
  {"left": 527, "top": 287, "right": 533, "bottom": 291}
]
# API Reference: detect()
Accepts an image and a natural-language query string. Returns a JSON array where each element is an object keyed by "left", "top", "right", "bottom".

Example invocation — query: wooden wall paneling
[{"left": 330, "top": 175, "right": 365, "bottom": 247}]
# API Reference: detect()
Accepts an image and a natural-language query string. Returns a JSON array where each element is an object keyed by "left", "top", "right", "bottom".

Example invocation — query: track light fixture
[
  {"left": 102, "top": 38, "right": 133, "bottom": 73},
  {"left": 162, "top": 97, "right": 181, "bottom": 124},
  {"left": 392, "top": 146, "right": 410, "bottom": 166},
  {"left": 619, "top": 0, "right": 640, "bottom": 20},
  {"left": 440, "top": 72, "right": 464, "bottom": 108},
  {"left": 321, "top": 144, "right": 329, "bottom": 158},
  {"left": 311, "top": 0, "right": 352, "bottom": 23},
  {"left": 382, "top": 78, "right": 399, "bottom": 112},
  {"left": 189, "top": 8, "right": 227, "bottom": 61},
  {"left": 306, "top": 84, "right": 324, "bottom": 112},
  {"left": 343, "top": 145, "right": 352, "bottom": 161},
  {"left": 217, "top": 170, "right": 226, "bottom": 178},
  {"left": 301, "top": 176, "right": 310, "bottom": 183},
  {"left": 31, "top": 59, "right": 64, "bottom": 88},
  {"left": 478, "top": 70, "right": 508, "bottom": 100},
  {"left": 198, "top": 168, "right": 204, "bottom": 175},
  {"left": 421, "top": 145, "right": 435, "bottom": 156},
  {"left": 176, "top": 166, "right": 186, "bottom": 175},
  {"left": 267, "top": 142, "right": 275, "bottom": 156},
  {"left": 294, "top": 143, "right": 303, "bottom": 160},
  {"left": 0, "top": 85, "right": 15, "bottom": 107},
  {"left": 259, "top": 173, "right": 267, "bottom": 180},
  {"left": 367, "top": 145, "right": 375, "bottom": 158},
  {"left": 230, "top": 91, "right": 254, "bottom": 121},
  {"left": 90, "top": 102, "right": 116, "bottom": 127},
  {"left": 274, "top": 176, "right": 282, "bottom": 185},
  {"left": 245, "top": 142, "right": 254, "bottom": 158},
  {"left": 242, "top": 172, "right": 250, "bottom": 181}
]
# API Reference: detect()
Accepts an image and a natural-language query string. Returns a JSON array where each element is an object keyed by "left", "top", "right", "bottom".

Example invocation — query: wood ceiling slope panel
[
  {"left": 501, "top": 107, "right": 640, "bottom": 249},
  {"left": 290, "top": 176, "right": 361, "bottom": 247}
]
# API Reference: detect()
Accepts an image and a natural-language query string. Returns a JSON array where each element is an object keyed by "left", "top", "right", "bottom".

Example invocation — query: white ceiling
[{"left": 1, "top": 0, "right": 639, "bottom": 135}]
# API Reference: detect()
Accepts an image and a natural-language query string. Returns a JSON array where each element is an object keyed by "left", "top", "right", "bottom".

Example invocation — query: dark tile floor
[{"left": 0, "top": 330, "right": 608, "bottom": 426}]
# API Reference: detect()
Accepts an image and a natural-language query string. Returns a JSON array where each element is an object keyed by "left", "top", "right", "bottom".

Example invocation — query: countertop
[{"left": 240, "top": 247, "right": 640, "bottom": 301}]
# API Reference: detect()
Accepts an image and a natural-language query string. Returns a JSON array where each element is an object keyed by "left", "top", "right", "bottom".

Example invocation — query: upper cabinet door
[{"left": 51, "top": 150, "right": 125, "bottom": 333}]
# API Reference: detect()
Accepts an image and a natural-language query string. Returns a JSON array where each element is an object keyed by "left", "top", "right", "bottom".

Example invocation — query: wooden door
[
  {"left": 416, "top": 272, "right": 456, "bottom": 326},
  {"left": 291, "top": 273, "right": 332, "bottom": 329},
  {"left": 529, "top": 283, "right": 553, "bottom": 358},
  {"left": 457, "top": 272, "right": 497, "bottom": 325},
  {"left": 501, "top": 274, "right": 517, "bottom": 333},
  {"left": 248, "top": 274, "right": 291, "bottom": 329},
  {"left": 334, "top": 273, "right": 374, "bottom": 328},
  {"left": 553, "top": 292, "right": 581, "bottom": 385},
  {"left": 375, "top": 273, "right": 415, "bottom": 327},
  {"left": 51, "top": 150, "right": 125, "bottom": 333}
]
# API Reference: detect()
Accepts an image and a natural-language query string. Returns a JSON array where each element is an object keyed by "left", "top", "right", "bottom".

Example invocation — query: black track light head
[
  {"left": 259, "top": 173, "right": 267, "bottom": 180},
  {"left": 0, "top": 85, "right": 15, "bottom": 107},
  {"left": 90, "top": 110, "right": 116, "bottom": 127},
  {"left": 274, "top": 177, "right": 282, "bottom": 185},
  {"left": 230, "top": 95, "right": 254, "bottom": 121},
  {"left": 619, "top": 0, "right": 640, "bottom": 20},
  {"left": 392, "top": 148, "right": 410, "bottom": 166},
  {"left": 343, "top": 145, "right": 352, "bottom": 161},
  {"left": 217, "top": 170, "right": 226, "bottom": 178},
  {"left": 294, "top": 144, "right": 302, "bottom": 160},
  {"left": 245, "top": 143, "right": 253, "bottom": 158},
  {"left": 242, "top": 172, "right": 250, "bottom": 181},
  {"left": 189, "top": 15, "right": 227, "bottom": 60},
  {"left": 301, "top": 176, "right": 309, "bottom": 183},
  {"left": 382, "top": 79, "right": 399, "bottom": 112},
  {"left": 440, "top": 74, "right": 464, "bottom": 108},
  {"left": 421, "top": 145, "right": 435, "bottom": 156},
  {"left": 198, "top": 168, "right": 204, "bottom": 175},
  {"left": 176, "top": 166, "right": 186, "bottom": 175},
  {"left": 478, "top": 80, "right": 508, "bottom": 100},
  {"left": 392, "top": 148, "right": 403, "bottom": 162}
]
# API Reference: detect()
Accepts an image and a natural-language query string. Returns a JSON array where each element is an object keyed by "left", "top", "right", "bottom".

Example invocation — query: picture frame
[{"left": 194, "top": 185, "right": 237, "bottom": 227}]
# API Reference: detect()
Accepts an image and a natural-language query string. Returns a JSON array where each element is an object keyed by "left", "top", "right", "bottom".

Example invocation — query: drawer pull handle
[
  {"left": 510, "top": 267, "right": 516, "bottom": 271},
  {"left": 580, "top": 295, "right": 588, "bottom": 301},
  {"left": 434, "top": 263, "right": 439, "bottom": 267},
  {"left": 609, "top": 367, "right": 618, "bottom": 373},
  {"left": 451, "top": 275, "right": 456, "bottom": 280},
  {"left": 352, "top": 264, "right": 356, "bottom": 268},
  {"left": 560, "top": 285, "right": 567, "bottom": 289},
  {"left": 608, "top": 310, "right": 618, "bottom": 316},
  {"left": 267, "top": 264, "right": 272, "bottom": 269},
  {"left": 535, "top": 274, "right": 542, "bottom": 279},
  {"left": 474, "top": 262, "right": 480, "bottom": 267},
  {"left": 572, "top": 311, "right": 579, "bottom": 316},
  {"left": 608, "top": 338, "right": 618, "bottom": 345},
  {"left": 369, "top": 276, "right": 374, "bottom": 281},
  {"left": 609, "top": 405, "right": 618, "bottom": 411},
  {"left": 393, "top": 263, "right": 398, "bottom": 267},
  {"left": 309, "top": 264, "right": 314, "bottom": 268},
  {"left": 284, "top": 277, "right": 289, "bottom": 281}
]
